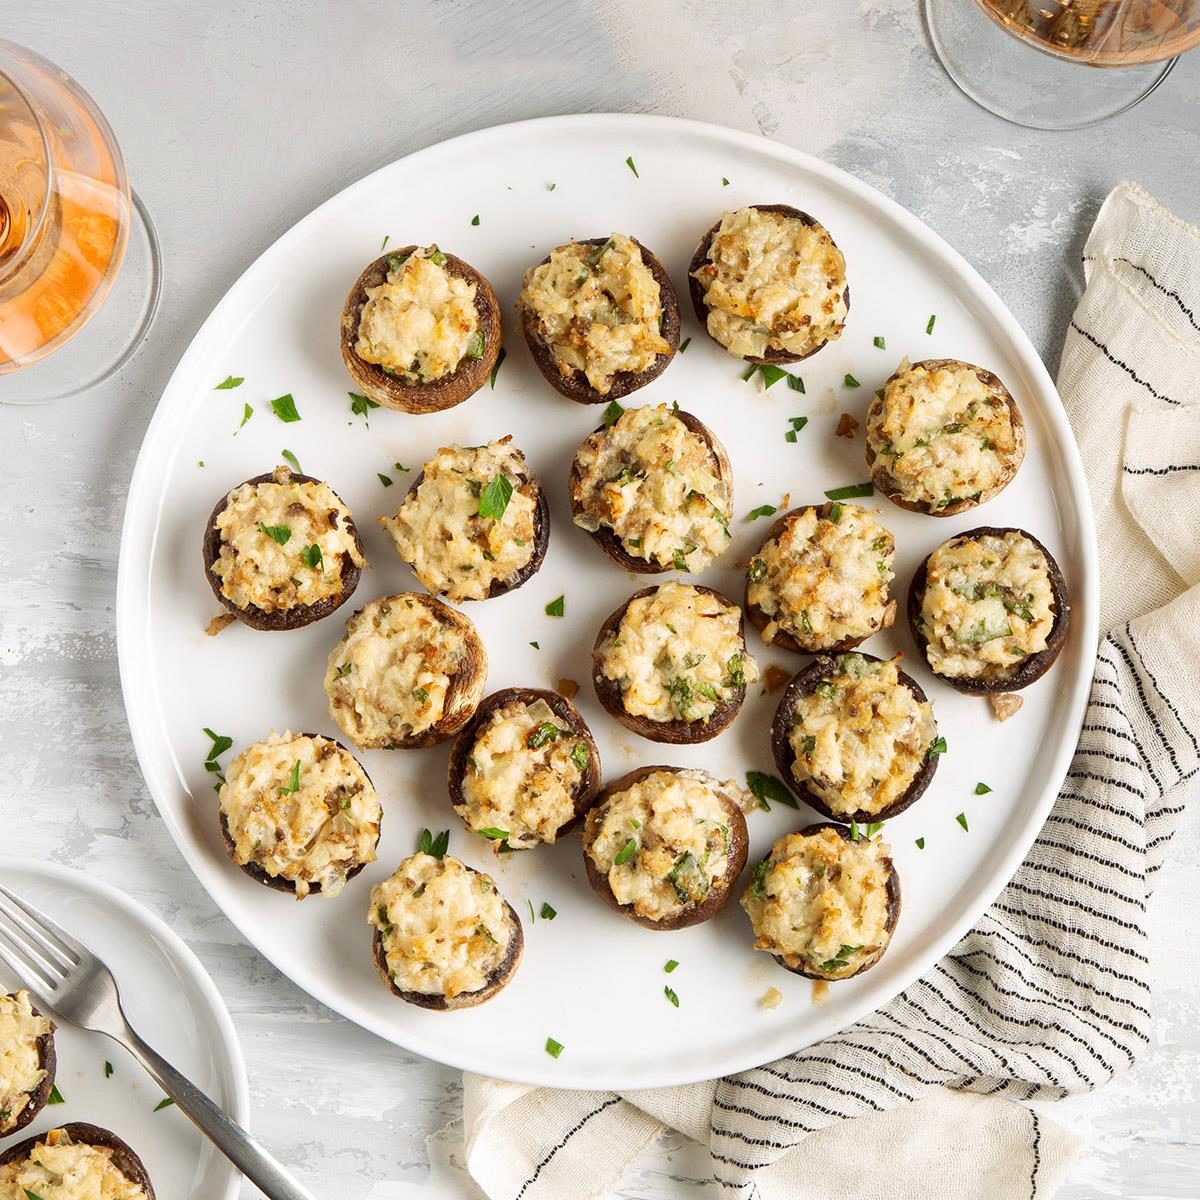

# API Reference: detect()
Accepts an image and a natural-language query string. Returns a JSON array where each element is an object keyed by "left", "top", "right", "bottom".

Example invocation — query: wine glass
[
  {"left": 925, "top": 0, "right": 1200, "bottom": 129},
  {"left": 0, "top": 39, "right": 161, "bottom": 404}
]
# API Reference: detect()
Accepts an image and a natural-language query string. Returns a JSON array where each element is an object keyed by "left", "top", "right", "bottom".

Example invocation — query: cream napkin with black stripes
[{"left": 459, "top": 182, "right": 1200, "bottom": 1200}]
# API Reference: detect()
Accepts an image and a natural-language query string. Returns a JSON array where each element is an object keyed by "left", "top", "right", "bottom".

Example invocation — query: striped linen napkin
[{"left": 460, "top": 182, "right": 1200, "bottom": 1200}]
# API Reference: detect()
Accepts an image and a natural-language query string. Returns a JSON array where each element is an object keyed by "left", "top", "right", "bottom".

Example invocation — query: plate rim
[
  {"left": 0, "top": 856, "right": 250, "bottom": 1198},
  {"left": 115, "top": 111, "right": 1099, "bottom": 1089}
]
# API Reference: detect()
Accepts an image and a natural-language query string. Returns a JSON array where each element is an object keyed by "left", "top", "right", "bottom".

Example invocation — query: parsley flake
[
  {"left": 545, "top": 595, "right": 565, "bottom": 617},
  {"left": 270, "top": 393, "right": 301, "bottom": 423},
  {"left": 214, "top": 375, "right": 243, "bottom": 390},
  {"left": 478, "top": 474, "right": 514, "bottom": 520}
]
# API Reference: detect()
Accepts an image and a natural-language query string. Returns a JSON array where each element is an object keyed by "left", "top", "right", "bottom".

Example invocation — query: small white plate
[
  {"left": 0, "top": 859, "right": 248, "bottom": 1198},
  {"left": 117, "top": 114, "right": 1098, "bottom": 1090}
]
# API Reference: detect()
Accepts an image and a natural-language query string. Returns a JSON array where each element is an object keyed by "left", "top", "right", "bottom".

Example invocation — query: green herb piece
[
  {"left": 545, "top": 1037, "right": 564, "bottom": 1058},
  {"left": 154, "top": 1097, "right": 175, "bottom": 1112},
  {"left": 479, "top": 827, "right": 510, "bottom": 841},
  {"left": 603, "top": 398, "right": 625, "bottom": 426},
  {"left": 843, "top": 373, "right": 861, "bottom": 388},
  {"left": 412, "top": 686, "right": 430, "bottom": 705},
  {"left": 214, "top": 375, "right": 243, "bottom": 390},
  {"left": 678, "top": 336, "right": 691, "bottom": 353},
  {"left": 667, "top": 851, "right": 709, "bottom": 904},
  {"left": 864, "top": 822, "right": 884, "bottom": 838},
  {"left": 271, "top": 393, "right": 301, "bottom": 423},
  {"left": 48, "top": 1084, "right": 65, "bottom": 1104},
  {"left": 664, "top": 960, "right": 680, "bottom": 974},
  {"left": 257, "top": 522, "right": 291, "bottom": 545},
  {"left": 105, "top": 1061, "right": 113, "bottom": 1078},
  {"left": 471, "top": 214, "right": 480, "bottom": 226},
  {"left": 546, "top": 182, "right": 557, "bottom": 191},
  {"left": 746, "top": 771, "right": 797, "bottom": 811},
  {"left": 203, "top": 728, "right": 233, "bottom": 762},
  {"left": 25, "top": 1189, "right": 45, "bottom": 1200},
  {"left": 956, "top": 812, "right": 969, "bottom": 831},
  {"left": 746, "top": 504, "right": 777, "bottom": 521},
  {"left": 526, "top": 722, "right": 564, "bottom": 749},
  {"left": 873, "top": 336, "right": 886, "bottom": 349},
  {"left": 723, "top": 653, "right": 746, "bottom": 689},
  {"left": 349, "top": 392, "right": 381, "bottom": 422},
  {"left": 849, "top": 820, "right": 860, "bottom": 841},
  {"left": 672, "top": 547, "right": 690, "bottom": 571},
  {"left": 915, "top": 837, "right": 926, "bottom": 850},
  {"left": 800, "top": 734, "right": 816, "bottom": 754},
  {"left": 460, "top": 329, "right": 485, "bottom": 361},
  {"left": 569, "top": 742, "right": 590, "bottom": 771},
  {"left": 787, "top": 374, "right": 806, "bottom": 393},
  {"left": 428, "top": 248, "right": 447, "bottom": 266},
  {"left": 488, "top": 346, "right": 507, "bottom": 389},
  {"left": 279, "top": 760, "right": 302, "bottom": 796},
  {"left": 664, "top": 985, "right": 680, "bottom": 1007},
  {"left": 758, "top": 364, "right": 787, "bottom": 388},
  {"left": 336, "top": 662, "right": 353, "bottom": 678},
  {"left": 721, "top": 176, "right": 730, "bottom": 186},
  {"left": 975, "top": 782, "right": 992, "bottom": 795},
  {"left": 926, "top": 313, "right": 937, "bottom": 334},
  {"left": 747, "top": 557, "right": 767, "bottom": 584},
  {"left": 625, "top": 155, "right": 639, "bottom": 177},
  {"left": 478, "top": 474, "right": 514, "bottom": 520},
  {"left": 829, "top": 503, "right": 843, "bottom": 524},
  {"left": 197, "top": 461, "right": 205, "bottom": 467},
  {"left": 929, "top": 736, "right": 948, "bottom": 757},
  {"left": 540, "top": 902, "right": 557, "bottom": 920},
  {"left": 386, "top": 252, "right": 408, "bottom": 271},
  {"left": 235, "top": 402, "right": 253, "bottom": 432},
  {"left": 280, "top": 448, "right": 302, "bottom": 474},
  {"left": 381, "top": 234, "right": 390, "bottom": 250},
  {"left": 300, "top": 544, "right": 323, "bottom": 570},
  {"left": 545, "top": 595, "right": 565, "bottom": 617},
  {"left": 824, "top": 482, "right": 874, "bottom": 501},
  {"left": 529, "top": 640, "right": 540, "bottom": 650},
  {"left": 614, "top": 838, "right": 638, "bottom": 866},
  {"left": 418, "top": 828, "right": 450, "bottom": 858},
  {"left": 378, "top": 472, "right": 393, "bottom": 487},
  {"left": 785, "top": 429, "right": 797, "bottom": 443},
  {"left": 800, "top": 609, "right": 815, "bottom": 635}
]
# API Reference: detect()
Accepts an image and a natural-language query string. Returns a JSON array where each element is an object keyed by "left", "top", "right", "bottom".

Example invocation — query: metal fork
[{"left": 0, "top": 882, "right": 316, "bottom": 1200}]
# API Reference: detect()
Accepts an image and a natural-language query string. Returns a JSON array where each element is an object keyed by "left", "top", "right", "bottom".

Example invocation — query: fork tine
[
  {"left": 0, "top": 888, "right": 79, "bottom": 976},
  {"left": 0, "top": 926, "right": 63, "bottom": 997},
  {"left": 0, "top": 884, "right": 85, "bottom": 965}
]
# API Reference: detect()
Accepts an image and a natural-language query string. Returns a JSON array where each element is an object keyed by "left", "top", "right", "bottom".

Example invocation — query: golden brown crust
[
  {"left": 0, "top": 1122, "right": 157, "bottom": 1198},
  {"left": 687, "top": 203, "right": 850, "bottom": 364},
  {"left": 370, "top": 893, "right": 524, "bottom": 1011},
  {"left": 770, "top": 654, "right": 939, "bottom": 824},
  {"left": 568, "top": 408, "right": 732, "bottom": 573},
  {"left": 865, "top": 359, "right": 1026, "bottom": 517},
  {"left": 907, "top": 526, "right": 1070, "bottom": 694},
  {"left": 202, "top": 471, "right": 365, "bottom": 632},
  {"left": 743, "top": 503, "right": 897, "bottom": 656},
  {"left": 591, "top": 585, "right": 748, "bottom": 744},
  {"left": 446, "top": 687, "right": 602, "bottom": 841},
  {"left": 519, "top": 236, "right": 680, "bottom": 403},
  {"left": 581, "top": 765, "right": 749, "bottom": 931},
  {"left": 340, "top": 248, "right": 502, "bottom": 413}
]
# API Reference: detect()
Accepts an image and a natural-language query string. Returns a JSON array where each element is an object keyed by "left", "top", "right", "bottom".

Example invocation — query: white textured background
[{"left": 3, "top": 2, "right": 1198, "bottom": 1195}]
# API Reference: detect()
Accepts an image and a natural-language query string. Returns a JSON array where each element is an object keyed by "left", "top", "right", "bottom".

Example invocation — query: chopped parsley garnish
[
  {"left": 849, "top": 820, "right": 860, "bottom": 841},
  {"left": 235, "top": 402, "right": 253, "bottom": 432},
  {"left": 929, "top": 736, "right": 949, "bottom": 756},
  {"left": 664, "top": 985, "right": 680, "bottom": 1007},
  {"left": 464, "top": 329, "right": 486, "bottom": 359},
  {"left": 743, "top": 363, "right": 787, "bottom": 388},
  {"left": 478, "top": 473, "right": 514, "bottom": 520},
  {"left": 915, "top": 837, "right": 926, "bottom": 850},
  {"left": 257, "top": 522, "right": 291, "bottom": 545},
  {"left": 747, "top": 557, "right": 767, "bottom": 583},
  {"left": 281, "top": 448, "right": 302, "bottom": 474},
  {"left": 817, "top": 944, "right": 863, "bottom": 973},
  {"left": 873, "top": 336, "right": 886, "bottom": 349},
  {"left": 603, "top": 398, "right": 625, "bottom": 426},
  {"left": 300, "top": 544, "right": 323, "bottom": 569},
  {"left": 721, "top": 176, "right": 730, "bottom": 186},
  {"left": 975, "top": 782, "right": 992, "bottom": 795},
  {"left": 664, "top": 959, "right": 679, "bottom": 973},
  {"left": 336, "top": 662, "right": 353, "bottom": 677},
  {"left": 625, "top": 155, "right": 639, "bottom": 177},
  {"left": 386, "top": 252, "right": 409, "bottom": 271},
  {"left": 479, "top": 827, "right": 510, "bottom": 841},
  {"left": 381, "top": 234, "right": 390, "bottom": 250},
  {"left": 48, "top": 1084, "right": 65, "bottom": 1104},
  {"left": 545, "top": 595, "right": 565, "bottom": 617},
  {"left": 569, "top": 741, "right": 590, "bottom": 771},
  {"left": 956, "top": 812, "right": 969, "bottom": 831},
  {"left": 471, "top": 214, "right": 480, "bottom": 226},
  {"left": 394, "top": 462, "right": 410, "bottom": 472},
  {"left": 203, "top": 727, "right": 233, "bottom": 762},
  {"left": 270, "top": 393, "right": 301, "bottom": 423},
  {"left": 215, "top": 375, "right": 243, "bottom": 390},
  {"left": 679, "top": 337, "right": 691, "bottom": 353},
  {"left": 864, "top": 822, "right": 885, "bottom": 838},
  {"left": 529, "top": 640, "right": 540, "bottom": 650},
  {"left": 540, "top": 902, "right": 557, "bottom": 920},
  {"left": 154, "top": 1097, "right": 175, "bottom": 1112},
  {"left": 378, "top": 472, "right": 393, "bottom": 487},
  {"left": 926, "top": 313, "right": 937, "bottom": 334},
  {"left": 418, "top": 828, "right": 450, "bottom": 858},
  {"left": 489, "top": 346, "right": 507, "bottom": 388},
  {"left": 787, "top": 374, "right": 806, "bottom": 393},
  {"left": 824, "top": 482, "right": 874, "bottom": 501},
  {"left": 800, "top": 609, "right": 815, "bottom": 635},
  {"left": 428, "top": 248, "right": 447, "bottom": 266},
  {"left": 349, "top": 391, "right": 381, "bottom": 422},
  {"left": 526, "top": 721, "right": 564, "bottom": 749},
  {"left": 546, "top": 182, "right": 556, "bottom": 191},
  {"left": 746, "top": 771, "right": 797, "bottom": 811},
  {"left": 105, "top": 1061, "right": 113, "bottom": 1078},
  {"left": 723, "top": 653, "right": 746, "bottom": 688},
  {"left": 614, "top": 838, "right": 638, "bottom": 866},
  {"left": 672, "top": 547, "right": 691, "bottom": 571},
  {"left": 545, "top": 1037, "right": 564, "bottom": 1058},
  {"left": 829, "top": 502, "right": 843, "bottom": 523},
  {"left": 413, "top": 686, "right": 430, "bottom": 705},
  {"left": 279, "top": 760, "right": 302, "bottom": 796},
  {"left": 785, "top": 430, "right": 797, "bottom": 443},
  {"left": 843, "top": 373, "right": 861, "bottom": 388},
  {"left": 746, "top": 504, "right": 777, "bottom": 521}
]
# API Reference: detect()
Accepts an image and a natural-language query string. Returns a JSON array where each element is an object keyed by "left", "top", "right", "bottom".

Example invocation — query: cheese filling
[
  {"left": 919, "top": 531, "right": 1056, "bottom": 680},
  {"left": 586, "top": 769, "right": 739, "bottom": 921},
  {"left": 692, "top": 207, "right": 847, "bottom": 359},
  {"left": 594, "top": 582, "right": 759, "bottom": 723},
  {"left": 457, "top": 698, "right": 588, "bottom": 848},
  {"left": 572, "top": 404, "right": 731, "bottom": 570},
  {"left": 0, "top": 991, "right": 50, "bottom": 1134},
  {"left": 518, "top": 234, "right": 670, "bottom": 393},
  {"left": 741, "top": 827, "right": 892, "bottom": 977},
  {"left": 748, "top": 505, "right": 894, "bottom": 649},
  {"left": 325, "top": 595, "right": 476, "bottom": 746},
  {"left": 0, "top": 1129, "right": 148, "bottom": 1200},
  {"left": 787, "top": 655, "right": 936, "bottom": 817},
  {"left": 355, "top": 247, "right": 481, "bottom": 382},
  {"left": 211, "top": 466, "right": 365, "bottom": 613},
  {"left": 867, "top": 359, "right": 1019, "bottom": 509},
  {"left": 218, "top": 731, "right": 380, "bottom": 899},
  {"left": 380, "top": 439, "right": 538, "bottom": 602},
  {"left": 370, "top": 854, "right": 514, "bottom": 999}
]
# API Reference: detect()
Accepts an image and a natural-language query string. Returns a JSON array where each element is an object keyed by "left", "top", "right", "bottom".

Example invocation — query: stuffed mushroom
[
  {"left": 0, "top": 1123, "right": 156, "bottom": 1199},
  {"left": 0, "top": 990, "right": 55, "bottom": 1138}
]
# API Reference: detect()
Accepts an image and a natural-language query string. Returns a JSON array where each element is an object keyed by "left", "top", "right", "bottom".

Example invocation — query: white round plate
[
  {"left": 0, "top": 859, "right": 247, "bottom": 1197},
  {"left": 117, "top": 114, "right": 1098, "bottom": 1090}
]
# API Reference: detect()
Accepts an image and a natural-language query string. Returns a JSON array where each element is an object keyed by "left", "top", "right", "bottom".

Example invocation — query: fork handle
[{"left": 122, "top": 1024, "right": 317, "bottom": 1200}]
